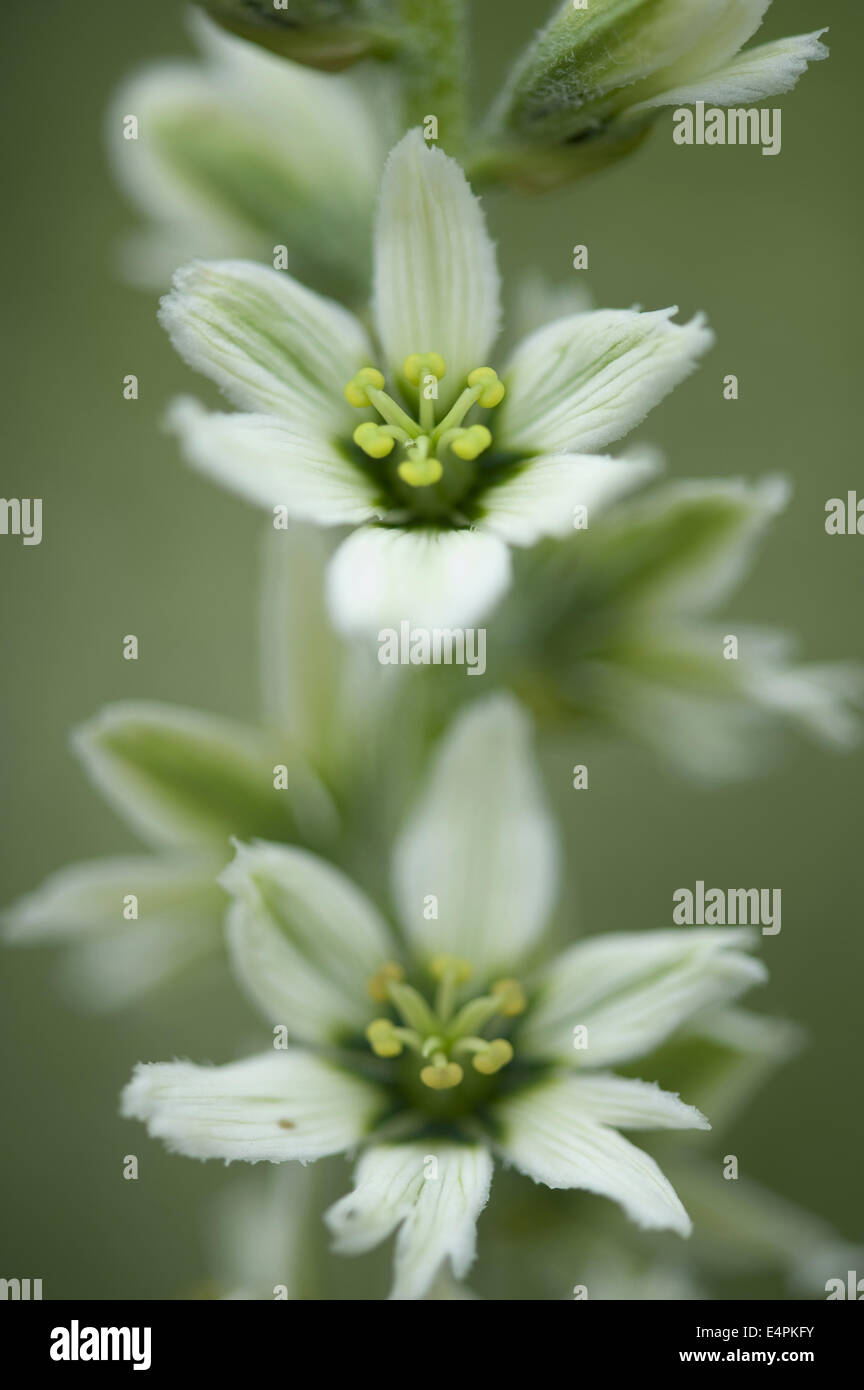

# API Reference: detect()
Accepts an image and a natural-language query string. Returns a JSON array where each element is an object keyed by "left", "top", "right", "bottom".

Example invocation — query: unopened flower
[
  {"left": 163, "top": 129, "right": 711, "bottom": 632},
  {"left": 481, "top": 1, "right": 828, "bottom": 187},
  {"left": 497, "top": 475, "right": 862, "bottom": 779},
  {"left": 107, "top": 12, "right": 398, "bottom": 291},
  {"left": 123, "top": 694, "right": 768, "bottom": 1300},
  {"left": 1, "top": 528, "right": 403, "bottom": 1009}
]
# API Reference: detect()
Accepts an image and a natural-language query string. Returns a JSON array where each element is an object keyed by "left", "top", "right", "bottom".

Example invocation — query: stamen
[
  {"left": 344, "top": 366, "right": 385, "bottom": 407},
  {"left": 420, "top": 1054, "right": 464, "bottom": 1091},
  {"left": 449, "top": 424, "right": 492, "bottom": 461},
  {"left": 430, "top": 955, "right": 473, "bottom": 1023},
  {"left": 491, "top": 979, "right": 527, "bottom": 1017},
  {"left": 366, "top": 1019, "right": 404, "bottom": 1058},
  {"left": 367, "top": 961, "right": 405, "bottom": 1002},
  {"left": 467, "top": 367, "right": 506, "bottom": 409},
  {"left": 472, "top": 1038, "right": 514, "bottom": 1076},
  {"left": 402, "top": 353, "right": 446, "bottom": 386},
  {"left": 354, "top": 422, "right": 395, "bottom": 459}
]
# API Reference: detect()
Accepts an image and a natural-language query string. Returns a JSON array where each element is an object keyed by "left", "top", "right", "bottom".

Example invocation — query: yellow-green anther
[
  {"left": 345, "top": 366, "right": 386, "bottom": 407},
  {"left": 430, "top": 955, "right": 473, "bottom": 984},
  {"left": 398, "top": 455, "right": 443, "bottom": 487},
  {"left": 450, "top": 424, "right": 492, "bottom": 461},
  {"left": 420, "top": 1056, "right": 464, "bottom": 1091},
  {"left": 491, "top": 978, "right": 527, "bottom": 1017},
  {"left": 467, "top": 367, "right": 506, "bottom": 408},
  {"left": 367, "top": 961, "right": 405, "bottom": 1002},
  {"left": 472, "top": 1038, "right": 514, "bottom": 1076},
  {"left": 366, "top": 1018, "right": 403, "bottom": 1058},
  {"left": 403, "top": 352, "right": 446, "bottom": 386},
  {"left": 354, "top": 422, "right": 396, "bottom": 459}
]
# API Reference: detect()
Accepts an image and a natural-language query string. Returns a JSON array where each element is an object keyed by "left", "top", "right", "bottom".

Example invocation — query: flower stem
[{"left": 395, "top": 0, "right": 468, "bottom": 153}]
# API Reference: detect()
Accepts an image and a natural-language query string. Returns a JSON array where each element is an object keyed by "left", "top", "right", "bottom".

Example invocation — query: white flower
[
  {"left": 107, "top": 11, "right": 398, "bottom": 290},
  {"left": 2, "top": 527, "right": 402, "bottom": 1009},
  {"left": 162, "top": 129, "right": 713, "bottom": 634},
  {"left": 122, "top": 694, "right": 767, "bottom": 1300}
]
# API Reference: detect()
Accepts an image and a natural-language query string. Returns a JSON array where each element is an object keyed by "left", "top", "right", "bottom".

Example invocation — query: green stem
[{"left": 395, "top": 0, "right": 469, "bottom": 152}]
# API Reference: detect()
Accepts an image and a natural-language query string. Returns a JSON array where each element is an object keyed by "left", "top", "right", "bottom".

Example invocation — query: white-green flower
[
  {"left": 498, "top": 475, "right": 862, "bottom": 779},
  {"left": 2, "top": 527, "right": 403, "bottom": 1009},
  {"left": 107, "top": 11, "right": 398, "bottom": 291},
  {"left": 163, "top": 129, "right": 712, "bottom": 634},
  {"left": 122, "top": 694, "right": 768, "bottom": 1300},
  {"left": 483, "top": 0, "right": 828, "bottom": 183}
]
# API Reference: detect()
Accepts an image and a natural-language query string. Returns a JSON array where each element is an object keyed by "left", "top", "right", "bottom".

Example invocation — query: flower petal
[
  {"left": 122, "top": 1051, "right": 386, "bottom": 1163},
  {"left": 498, "top": 308, "right": 713, "bottom": 456},
  {"left": 627, "top": 30, "right": 829, "bottom": 112},
  {"left": 477, "top": 448, "right": 657, "bottom": 546},
  {"left": 392, "top": 694, "right": 558, "bottom": 979},
  {"left": 2, "top": 853, "right": 221, "bottom": 943},
  {"left": 495, "top": 1076, "right": 694, "bottom": 1235},
  {"left": 221, "top": 840, "right": 397, "bottom": 1045},
  {"left": 159, "top": 259, "right": 372, "bottom": 427},
  {"left": 73, "top": 702, "right": 336, "bottom": 850},
  {"left": 573, "top": 475, "right": 789, "bottom": 616},
  {"left": 520, "top": 928, "right": 765, "bottom": 1067},
  {"left": 326, "top": 524, "right": 512, "bottom": 635},
  {"left": 373, "top": 130, "right": 500, "bottom": 409},
  {"left": 560, "top": 1074, "right": 709, "bottom": 1132},
  {"left": 324, "top": 1142, "right": 492, "bottom": 1300},
  {"left": 168, "top": 397, "right": 384, "bottom": 524}
]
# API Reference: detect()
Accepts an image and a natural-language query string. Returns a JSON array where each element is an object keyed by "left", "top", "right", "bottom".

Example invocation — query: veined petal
[
  {"left": 221, "top": 840, "right": 397, "bottom": 1045},
  {"left": 477, "top": 449, "right": 657, "bottom": 547},
  {"left": 561, "top": 1074, "right": 709, "bottom": 1132},
  {"left": 2, "top": 854, "right": 221, "bottom": 943},
  {"left": 520, "top": 928, "right": 765, "bottom": 1067},
  {"left": 326, "top": 525, "right": 512, "bottom": 635},
  {"left": 498, "top": 308, "right": 713, "bottom": 456},
  {"left": 122, "top": 1051, "right": 386, "bottom": 1163},
  {"left": 574, "top": 475, "right": 789, "bottom": 616},
  {"left": 324, "top": 1142, "right": 492, "bottom": 1301},
  {"left": 494, "top": 1076, "right": 694, "bottom": 1235},
  {"left": 168, "top": 398, "right": 384, "bottom": 524},
  {"left": 73, "top": 702, "right": 335, "bottom": 850},
  {"left": 159, "top": 259, "right": 371, "bottom": 428},
  {"left": 627, "top": 31, "right": 829, "bottom": 112},
  {"left": 373, "top": 131, "right": 501, "bottom": 410},
  {"left": 621, "top": 0, "right": 770, "bottom": 107},
  {"left": 392, "top": 695, "right": 558, "bottom": 980}
]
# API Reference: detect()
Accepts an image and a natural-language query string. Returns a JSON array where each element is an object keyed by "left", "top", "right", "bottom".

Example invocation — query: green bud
[
  {"left": 477, "top": 1, "right": 829, "bottom": 189},
  {"left": 203, "top": 0, "right": 395, "bottom": 71}
]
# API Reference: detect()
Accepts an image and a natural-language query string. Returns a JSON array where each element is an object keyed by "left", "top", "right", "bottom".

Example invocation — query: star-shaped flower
[
  {"left": 163, "top": 129, "right": 712, "bottom": 634},
  {"left": 123, "top": 694, "right": 767, "bottom": 1300}
]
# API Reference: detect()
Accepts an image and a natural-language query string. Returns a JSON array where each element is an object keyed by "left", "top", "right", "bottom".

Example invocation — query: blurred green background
[{"left": 1, "top": 0, "right": 861, "bottom": 1299}]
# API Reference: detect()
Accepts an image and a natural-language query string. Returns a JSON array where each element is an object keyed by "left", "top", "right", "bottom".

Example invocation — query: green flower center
[
  {"left": 365, "top": 955, "right": 525, "bottom": 1099},
  {"left": 344, "top": 354, "right": 506, "bottom": 514}
]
